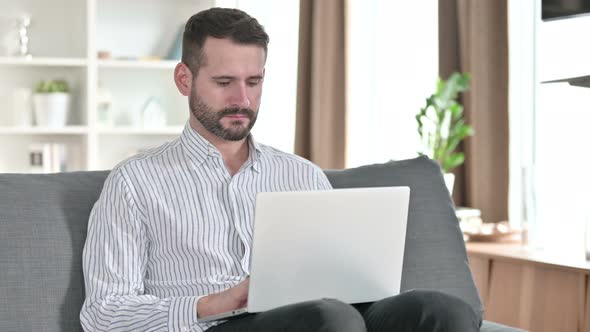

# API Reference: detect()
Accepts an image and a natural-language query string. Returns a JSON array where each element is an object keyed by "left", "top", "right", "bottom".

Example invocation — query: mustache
[{"left": 219, "top": 108, "right": 255, "bottom": 117}]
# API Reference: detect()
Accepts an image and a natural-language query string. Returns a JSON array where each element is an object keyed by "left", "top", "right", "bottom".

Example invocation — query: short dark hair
[{"left": 182, "top": 7, "right": 269, "bottom": 74}]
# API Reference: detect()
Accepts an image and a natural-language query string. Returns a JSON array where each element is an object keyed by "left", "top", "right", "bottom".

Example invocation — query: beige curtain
[
  {"left": 295, "top": 0, "right": 347, "bottom": 169},
  {"left": 439, "top": 0, "right": 510, "bottom": 223}
]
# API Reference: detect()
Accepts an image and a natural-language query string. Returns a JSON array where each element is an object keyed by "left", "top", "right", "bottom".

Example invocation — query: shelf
[
  {"left": 0, "top": 126, "right": 89, "bottom": 135},
  {"left": 97, "top": 60, "right": 178, "bottom": 70},
  {"left": 97, "top": 126, "right": 184, "bottom": 135},
  {"left": 0, "top": 126, "right": 185, "bottom": 135},
  {"left": 542, "top": 74, "right": 590, "bottom": 88},
  {"left": 0, "top": 57, "right": 87, "bottom": 67}
]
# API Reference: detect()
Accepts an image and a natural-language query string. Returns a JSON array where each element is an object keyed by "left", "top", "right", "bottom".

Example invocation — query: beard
[{"left": 189, "top": 87, "right": 258, "bottom": 141}]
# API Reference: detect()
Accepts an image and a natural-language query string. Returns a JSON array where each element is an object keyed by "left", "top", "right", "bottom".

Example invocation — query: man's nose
[{"left": 230, "top": 83, "right": 251, "bottom": 109}]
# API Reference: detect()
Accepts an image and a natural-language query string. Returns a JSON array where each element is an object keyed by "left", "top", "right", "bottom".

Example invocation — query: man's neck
[{"left": 189, "top": 118, "right": 249, "bottom": 176}]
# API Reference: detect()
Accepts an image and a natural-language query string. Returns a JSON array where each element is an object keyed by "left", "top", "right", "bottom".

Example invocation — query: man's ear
[{"left": 174, "top": 62, "right": 193, "bottom": 96}]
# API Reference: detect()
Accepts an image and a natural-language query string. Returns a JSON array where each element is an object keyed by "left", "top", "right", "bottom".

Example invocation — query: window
[
  {"left": 231, "top": 0, "right": 300, "bottom": 153},
  {"left": 346, "top": 1, "right": 439, "bottom": 167}
]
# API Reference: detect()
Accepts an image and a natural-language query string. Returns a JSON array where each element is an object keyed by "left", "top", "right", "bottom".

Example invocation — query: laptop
[{"left": 199, "top": 186, "right": 410, "bottom": 323}]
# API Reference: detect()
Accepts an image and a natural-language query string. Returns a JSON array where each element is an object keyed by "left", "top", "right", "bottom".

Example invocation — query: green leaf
[
  {"left": 35, "top": 79, "right": 69, "bottom": 93},
  {"left": 416, "top": 71, "right": 472, "bottom": 172},
  {"left": 442, "top": 152, "right": 465, "bottom": 173},
  {"left": 455, "top": 123, "right": 474, "bottom": 139},
  {"left": 449, "top": 103, "right": 463, "bottom": 121},
  {"left": 445, "top": 136, "right": 461, "bottom": 155}
]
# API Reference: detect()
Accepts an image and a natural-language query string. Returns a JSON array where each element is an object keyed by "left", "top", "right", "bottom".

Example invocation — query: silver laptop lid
[{"left": 248, "top": 186, "right": 410, "bottom": 312}]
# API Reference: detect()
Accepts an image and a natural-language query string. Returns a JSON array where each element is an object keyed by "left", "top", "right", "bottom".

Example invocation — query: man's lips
[{"left": 224, "top": 114, "right": 249, "bottom": 119}]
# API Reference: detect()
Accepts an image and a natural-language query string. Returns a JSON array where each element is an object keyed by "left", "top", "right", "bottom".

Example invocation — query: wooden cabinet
[{"left": 467, "top": 243, "right": 590, "bottom": 332}]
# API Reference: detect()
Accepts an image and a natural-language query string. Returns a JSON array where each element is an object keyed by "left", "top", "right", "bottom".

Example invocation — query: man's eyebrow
[
  {"left": 211, "top": 75, "right": 264, "bottom": 80},
  {"left": 211, "top": 75, "right": 235, "bottom": 80}
]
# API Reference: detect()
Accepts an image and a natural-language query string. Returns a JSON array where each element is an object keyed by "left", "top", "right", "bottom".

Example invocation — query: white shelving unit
[
  {"left": 0, "top": 126, "right": 89, "bottom": 135},
  {"left": 0, "top": 0, "right": 219, "bottom": 173},
  {"left": 97, "top": 59, "right": 178, "bottom": 70},
  {"left": 0, "top": 57, "right": 88, "bottom": 67}
]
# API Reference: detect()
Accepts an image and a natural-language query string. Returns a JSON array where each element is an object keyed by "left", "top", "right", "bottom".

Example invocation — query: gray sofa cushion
[
  {"left": 324, "top": 156, "right": 484, "bottom": 322},
  {"left": 0, "top": 171, "right": 109, "bottom": 332}
]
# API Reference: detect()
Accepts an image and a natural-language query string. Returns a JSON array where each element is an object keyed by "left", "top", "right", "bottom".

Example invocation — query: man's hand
[{"left": 197, "top": 278, "right": 249, "bottom": 318}]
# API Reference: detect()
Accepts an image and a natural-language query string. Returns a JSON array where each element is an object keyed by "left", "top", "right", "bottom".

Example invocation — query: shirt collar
[
  {"left": 180, "top": 121, "right": 263, "bottom": 172},
  {"left": 248, "top": 137, "right": 262, "bottom": 173}
]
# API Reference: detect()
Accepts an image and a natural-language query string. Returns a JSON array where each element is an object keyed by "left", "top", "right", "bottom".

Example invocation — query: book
[
  {"left": 28, "top": 142, "right": 70, "bottom": 173},
  {"left": 455, "top": 207, "right": 481, "bottom": 221},
  {"left": 28, "top": 143, "right": 52, "bottom": 173}
]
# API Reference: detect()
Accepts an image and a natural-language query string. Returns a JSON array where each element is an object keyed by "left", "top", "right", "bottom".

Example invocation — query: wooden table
[{"left": 466, "top": 242, "right": 590, "bottom": 332}]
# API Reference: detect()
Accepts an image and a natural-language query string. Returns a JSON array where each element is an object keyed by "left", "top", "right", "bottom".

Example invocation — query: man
[{"left": 80, "top": 7, "right": 480, "bottom": 332}]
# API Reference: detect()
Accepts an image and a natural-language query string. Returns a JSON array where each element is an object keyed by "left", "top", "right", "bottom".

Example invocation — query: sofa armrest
[{"left": 481, "top": 320, "right": 526, "bottom": 332}]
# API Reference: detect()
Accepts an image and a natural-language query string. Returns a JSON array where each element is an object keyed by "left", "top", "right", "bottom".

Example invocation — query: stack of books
[
  {"left": 28, "top": 143, "right": 74, "bottom": 173},
  {"left": 455, "top": 207, "right": 482, "bottom": 224}
]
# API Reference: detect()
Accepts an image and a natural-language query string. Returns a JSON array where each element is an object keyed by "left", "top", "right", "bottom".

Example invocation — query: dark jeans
[{"left": 207, "top": 289, "right": 481, "bottom": 332}]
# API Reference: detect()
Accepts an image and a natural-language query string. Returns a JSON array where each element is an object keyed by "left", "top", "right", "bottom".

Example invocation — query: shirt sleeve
[
  {"left": 80, "top": 167, "right": 213, "bottom": 332},
  {"left": 315, "top": 167, "right": 334, "bottom": 190}
]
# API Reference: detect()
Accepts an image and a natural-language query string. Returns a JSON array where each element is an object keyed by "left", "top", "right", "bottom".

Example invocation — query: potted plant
[
  {"left": 33, "top": 79, "right": 71, "bottom": 127},
  {"left": 415, "top": 72, "right": 474, "bottom": 194}
]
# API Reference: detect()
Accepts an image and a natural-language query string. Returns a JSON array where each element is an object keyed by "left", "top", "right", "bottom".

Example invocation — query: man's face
[{"left": 189, "top": 37, "right": 265, "bottom": 141}]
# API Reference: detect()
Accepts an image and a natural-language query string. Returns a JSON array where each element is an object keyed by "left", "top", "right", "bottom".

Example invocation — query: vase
[
  {"left": 443, "top": 173, "right": 455, "bottom": 195},
  {"left": 33, "top": 92, "right": 70, "bottom": 127}
]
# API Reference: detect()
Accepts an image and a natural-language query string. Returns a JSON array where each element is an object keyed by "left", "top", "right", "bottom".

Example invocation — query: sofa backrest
[
  {"left": 0, "top": 156, "right": 482, "bottom": 331},
  {"left": 324, "top": 156, "right": 483, "bottom": 320},
  {"left": 0, "top": 171, "right": 109, "bottom": 332}
]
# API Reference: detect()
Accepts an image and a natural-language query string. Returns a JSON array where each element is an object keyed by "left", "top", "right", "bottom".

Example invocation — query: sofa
[{"left": 0, "top": 156, "right": 523, "bottom": 331}]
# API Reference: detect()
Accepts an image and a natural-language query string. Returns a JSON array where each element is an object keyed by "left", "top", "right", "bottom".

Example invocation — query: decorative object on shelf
[
  {"left": 0, "top": 16, "right": 16, "bottom": 56},
  {"left": 140, "top": 96, "right": 167, "bottom": 128},
  {"left": 17, "top": 15, "right": 32, "bottom": 58},
  {"left": 460, "top": 220, "right": 522, "bottom": 242},
  {"left": 28, "top": 143, "right": 47, "bottom": 173},
  {"left": 112, "top": 104, "right": 143, "bottom": 127},
  {"left": 166, "top": 25, "right": 184, "bottom": 60},
  {"left": 455, "top": 207, "right": 523, "bottom": 243},
  {"left": 416, "top": 72, "right": 474, "bottom": 194},
  {"left": 12, "top": 87, "right": 33, "bottom": 126},
  {"left": 96, "top": 83, "right": 113, "bottom": 127},
  {"left": 138, "top": 56, "right": 162, "bottom": 62},
  {"left": 33, "top": 79, "right": 71, "bottom": 127},
  {"left": 456, "top": 206, "right": 482, "bottom": 224},
  {"left": 31, "top": 142, "right": 83, "bottom": 173},
  {"left": 28, "top": 142, "right": 67, "bottom": 173},
  {"left": 97, "top": 50, "right": 111, "bottom": 59}
]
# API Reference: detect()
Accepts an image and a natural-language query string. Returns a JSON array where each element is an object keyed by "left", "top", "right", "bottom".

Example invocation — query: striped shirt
[{"left": 80, "top": 122, "right": 333, "bottom": 332}]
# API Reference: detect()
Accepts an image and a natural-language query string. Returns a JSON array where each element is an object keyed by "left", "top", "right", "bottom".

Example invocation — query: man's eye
[
  {"left": 247, "top": 79, "right": 261, "bottom": 87},
  {"left": 217, "top": 81, "right": 230, "bottom": 87}
]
